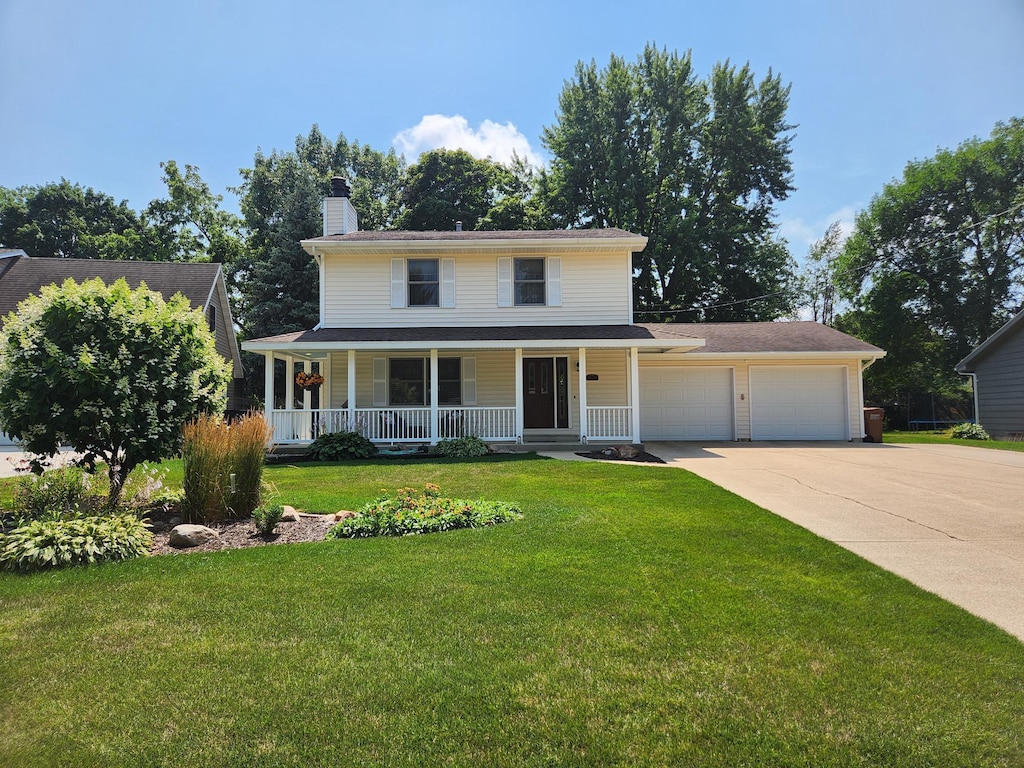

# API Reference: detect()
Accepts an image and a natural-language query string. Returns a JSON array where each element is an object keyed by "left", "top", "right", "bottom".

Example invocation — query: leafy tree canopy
[
  {"left": 542, "top": 43, "right": 797, "bottom": 321},
  {"left": 836, "top": 118, "right": 1024, "bottom": 408},
  {"left": 0, "top": 278, "right": 231, "bottom": 505},
  {"left": 233, "top": 125, "right": 406, "bottom": 339},
  {"left": 0, "top": 179, "right": 150, "bottom": 260},
  {"left": 395, "top": 149, "right": 546, "bottom": 231}
]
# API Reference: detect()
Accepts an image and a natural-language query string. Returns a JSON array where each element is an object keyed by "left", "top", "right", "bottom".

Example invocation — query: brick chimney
[{"left": 323, "top": 177, "right": 359, "bottom": 235}]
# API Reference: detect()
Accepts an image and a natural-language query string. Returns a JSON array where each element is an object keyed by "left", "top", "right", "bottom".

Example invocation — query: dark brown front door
[{"left": 523, "top": 358, "right": 555, "bottom": 428}]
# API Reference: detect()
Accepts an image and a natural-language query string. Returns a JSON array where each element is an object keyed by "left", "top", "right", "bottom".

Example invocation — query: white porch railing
[
  {"left": 269, "top": 407, "right": 519, "bottom": 444},
  {"left": 438, "top": 407, "right": 517, "bottom": 441},
  {"left": 587, "top": 406, "right": 633, "bottom": 442}
]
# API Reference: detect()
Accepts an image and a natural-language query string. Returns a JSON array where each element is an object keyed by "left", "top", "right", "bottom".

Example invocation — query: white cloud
[
  {"left": 779, "top": 205, "right": 859, "bottom": 259},
  {"left": 393, "top": 114, "right": 545, "bottom": 167}
]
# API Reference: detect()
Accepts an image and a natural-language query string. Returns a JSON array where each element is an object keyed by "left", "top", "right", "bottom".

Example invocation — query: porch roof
[{"left": 242, "top": 324, "right": 700, "bottom": 352}]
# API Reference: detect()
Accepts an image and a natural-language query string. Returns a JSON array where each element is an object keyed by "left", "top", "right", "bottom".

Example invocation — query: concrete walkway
[{"left": 549, "top": 442, "right": 1024, "bottom": 642}]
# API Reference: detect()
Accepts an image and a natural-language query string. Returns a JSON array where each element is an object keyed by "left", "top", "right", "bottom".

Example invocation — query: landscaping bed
[{"left": 146, "top": 505, "right": 335, "bottom": 556}]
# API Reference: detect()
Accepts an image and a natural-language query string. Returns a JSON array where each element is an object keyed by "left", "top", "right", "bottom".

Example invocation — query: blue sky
[{"left": 1, "top": 0, "right": 1022, "bottom": 256}]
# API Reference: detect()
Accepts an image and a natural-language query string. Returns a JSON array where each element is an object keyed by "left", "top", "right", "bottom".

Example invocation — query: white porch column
[
  {"left": 514, "top": 348, "right": 524, "bottom": 443},
  {"left": 629, "top": 347, "right": 641, "bottom": 443},
  {"left": 301, "top": 360, "right": 312, "bottom": 411},
  {"left": 429, "top": 349, "right": 439, "bottom": 444},
  {"left": 264, "top": 352, "right": 275, "bottom": 413},
  {"left": 285, "top": 355, "right": 295, "bottom": 411},
  {"left": 347, "top": 350, "right": 356, "bottom": 432},
  {"left": 324, "top": 354, "right": 332, "bottom": 410},
  {"left": 578, "top": 347, "right": 588, "bottom": 443}
]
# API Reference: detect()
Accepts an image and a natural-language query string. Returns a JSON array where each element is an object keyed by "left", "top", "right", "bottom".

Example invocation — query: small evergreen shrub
[
  {"left": 326, "top": 484, "right": 520, "bottom": 539},
  {"left": 0, "top": 515, "right": 153, "bottom": 572},
  {"left": 253, "top": 504, "right": 285, "bottom": 536},
  {"left": 308, "top": 431, "right": 377, "bottom": 461},
  {"left": 948, "top": 422, "right": 990, "bottom": 440},
  {"left": 434, "top": 436, "right": 489, "bottom": 458}
]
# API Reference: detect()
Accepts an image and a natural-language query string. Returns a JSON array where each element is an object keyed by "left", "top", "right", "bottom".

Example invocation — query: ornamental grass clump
[
  {"left": 326, "top": 483, "right": 520, "bottom": 539},
  {"left": 181, "top": 411, "right": 272, "bottom": 524}
]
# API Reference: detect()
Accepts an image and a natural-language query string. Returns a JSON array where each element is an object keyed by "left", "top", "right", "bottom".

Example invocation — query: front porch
[{"left": 258, "top": 346, "right": 645, "bottom": 446}]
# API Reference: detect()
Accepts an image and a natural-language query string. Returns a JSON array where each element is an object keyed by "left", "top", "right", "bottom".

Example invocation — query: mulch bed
[
  {"left": 575, "top": 449, "right": 666, "bottom": 464},
  {"left": 147, "top": 506, "right": 336, "bottom": 556}
]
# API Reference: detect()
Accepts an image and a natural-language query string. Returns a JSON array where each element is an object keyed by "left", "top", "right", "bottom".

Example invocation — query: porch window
[
  {"left": 514, "top": 258, "right": 545, "bottom": 305},
  {"left": 407, "top": 259, "right": 439, "bottom": 307},
  {"left": 388, "top": 357, "right": 461, "bottom": 405}
]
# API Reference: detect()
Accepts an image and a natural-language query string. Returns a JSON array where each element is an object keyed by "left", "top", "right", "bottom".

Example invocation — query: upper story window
[
  {"left": 514, "top": 258, "right": 545, "bottom": 306},
  {"left": 407, "top": 259, "right": 439, "bottom": 307},
  {"left": 392, "top": 258, "right": 455, "bottom": 308},
  {"left": 497, "top": 256, "right": 561, "bottom": 308}
]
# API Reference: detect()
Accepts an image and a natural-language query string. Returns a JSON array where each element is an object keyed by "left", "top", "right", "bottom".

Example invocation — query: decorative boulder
[
  {"left": 331, "top": 510, "right": 358, "bottom": 522},
  {"left": 616, "top": 444, "right": 640, "bottom": 459},
  {"left": 169, "top": 524, "right": 219, "bottom": 548},
  {"left": 280, "top": 505, "right": 301, "bottom": 523}
]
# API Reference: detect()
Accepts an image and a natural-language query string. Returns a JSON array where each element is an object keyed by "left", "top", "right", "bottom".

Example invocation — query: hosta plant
[{"left": 0, "top": 514, "right": 153, "bottom": 572}]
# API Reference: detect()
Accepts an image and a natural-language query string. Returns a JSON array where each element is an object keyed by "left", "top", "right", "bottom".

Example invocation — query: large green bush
[
  {"left": 10, "top": 466, "right": 104, "bottom": 524},
  {"left": 308, "top": 431, "right": 377, "bottom": 461},
  {"left": 0, "top": 277, "right": 231, "bottom": 507},
  {"left": 327, "top": 484, "right": 520, "bottom": 539},
  {"left": 0, "top": 515, "right": 153, "bottom": 572}
]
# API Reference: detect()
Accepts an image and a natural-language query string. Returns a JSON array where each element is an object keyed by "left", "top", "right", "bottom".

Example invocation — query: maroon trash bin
[{"left": 863, "top": 407, "right": 884, "bottom": 443}]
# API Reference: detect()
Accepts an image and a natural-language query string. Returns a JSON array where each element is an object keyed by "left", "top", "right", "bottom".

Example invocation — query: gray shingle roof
[
  {"left": 307, "top": 228, "right": 642, "bottom": 243},
  {"left": 246, "top": 321, "right": 883, "bottom": 354},
  {"left": 0, "top": 256, "right": 222, "bottom": 317}
]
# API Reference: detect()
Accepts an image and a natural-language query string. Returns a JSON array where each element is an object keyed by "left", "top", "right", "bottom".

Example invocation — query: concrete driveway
[{"left": 642, "top": 441, "right": 1024, "bottom": 642}]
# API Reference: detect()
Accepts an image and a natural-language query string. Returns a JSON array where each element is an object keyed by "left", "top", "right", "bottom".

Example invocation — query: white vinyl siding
[{"left": 325, "top": 250, "right": 627, "bottom": 327}]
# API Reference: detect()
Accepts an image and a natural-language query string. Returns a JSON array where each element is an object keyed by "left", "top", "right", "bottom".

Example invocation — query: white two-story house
[{"left": 242, "top": 178, "right": 885, "bottom": 446}]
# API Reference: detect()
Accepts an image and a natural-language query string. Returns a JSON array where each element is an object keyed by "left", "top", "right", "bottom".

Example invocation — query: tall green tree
[
  {"left": 0, "top": 278, "right": 230, "bottom": 506},
  {"left": 233, "top": 126, "right": 405, "bottom": 339},
  {"left": 144, "top": 160, "right": 244, "bottom": 265},
  {"left": 800, "top": 221, "right": 843, "bottom": 326},
  {"left": 0, "top": 180, "right": 150, "bottom": 259},
  {"left": 542, "top": 44, "right": 797, "bottom": 321},
  {"left": 837, "top": 118, "right": 1024, "bottom": 409},
  {"left": 395, "top": 149, "right": 543, "bottom": 231}
]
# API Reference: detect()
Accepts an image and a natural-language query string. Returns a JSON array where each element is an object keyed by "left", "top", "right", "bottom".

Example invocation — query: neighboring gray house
[
  {"left": 0, "top": 254, "right": 246, "bottom": 446},
  {"left": 956, "top": 309, "right": 1024, "bottom": 438}
]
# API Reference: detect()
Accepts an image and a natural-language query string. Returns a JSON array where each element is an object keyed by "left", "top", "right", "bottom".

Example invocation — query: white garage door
[
  {"left": 640, "top": 367, "right": 734, "bottom": 440},
  {"left": 750, "top": 366, "right": 848, "bottom": 440}
]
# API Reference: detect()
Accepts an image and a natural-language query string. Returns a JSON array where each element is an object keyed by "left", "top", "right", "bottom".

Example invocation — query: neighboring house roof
[
  {"left": 956, "top": 309, "right": 1024, "bottom": 372},
  {"left": 0, "top": 256, "right": 221, "bottom": 317},
  {"left": 245, "top": 321, "right": 883, "bottom": 357}
]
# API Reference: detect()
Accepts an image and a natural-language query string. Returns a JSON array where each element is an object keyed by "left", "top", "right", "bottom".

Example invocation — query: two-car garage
[{"left": 639, "top": 364, "right": 851, "bottom": 442}]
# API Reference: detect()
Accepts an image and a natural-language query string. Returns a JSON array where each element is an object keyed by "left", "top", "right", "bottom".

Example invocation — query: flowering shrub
[
  {"left": 326, "top": 484, "right": 521, "bottom": 539},
  {"left": 948, "top": 422, "right": 990, "bottom": 440},
  {"left": 11, "top": 466, "right": 105, "bottom": 525}
]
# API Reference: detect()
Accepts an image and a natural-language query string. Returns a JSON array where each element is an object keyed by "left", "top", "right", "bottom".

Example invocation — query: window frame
[
  {"left": 513, "top": 257, "right": 546, "bottom": 306},
  {"left": 387, "top": 357, "right": 462, "bottom": 406},
  {"left": 407, "top": 258, "right": 440, "bottom": 308}
]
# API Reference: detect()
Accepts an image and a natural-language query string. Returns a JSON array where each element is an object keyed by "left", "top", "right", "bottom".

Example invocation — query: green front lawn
[
  {"left": 1, "top": 456, "right": 1022, "bottom": 767},
  {"left": 886, "top": 431, "right": 1024, "bottom": 451}
]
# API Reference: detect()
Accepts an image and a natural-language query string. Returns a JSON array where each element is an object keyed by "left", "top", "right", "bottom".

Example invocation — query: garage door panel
[
  {"left": 750, "top": 366, "right": 847, "bottom": 441},
  {"left": 640, "top": 367, "right": 734, "bottom": 441}
]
